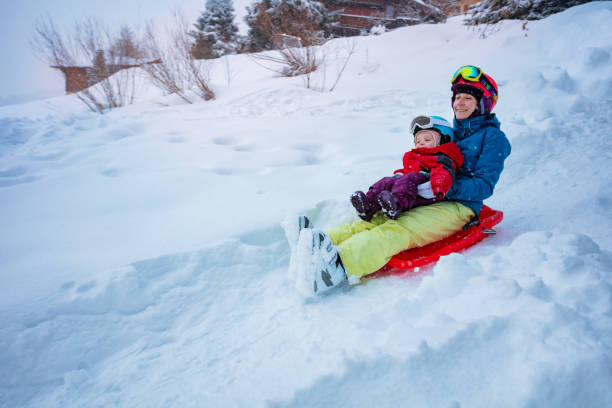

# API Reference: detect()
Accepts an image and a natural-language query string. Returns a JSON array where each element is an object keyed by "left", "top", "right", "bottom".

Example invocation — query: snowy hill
[{"left": 1, "top": 2, "right": 612, "bottom": 407}]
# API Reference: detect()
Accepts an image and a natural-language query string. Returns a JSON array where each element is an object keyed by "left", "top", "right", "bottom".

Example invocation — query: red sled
[{"left": 370, "top": 205, "right": 503, "bottom": 278}]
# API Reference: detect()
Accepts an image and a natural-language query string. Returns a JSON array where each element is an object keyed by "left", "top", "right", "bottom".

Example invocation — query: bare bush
[
  {"left": 245, "top": 0, "right": 341, "bottom": 88},
  {"left": 142, "top": 23, "right": 193, "bottom": 103},
  {"left": 310, "top": 38, "right": 357, "bottom": 92},
  {"left": 78, "top": 65, "right": 140, "bottom": 113},
  {"left": 249, "top": 31, "right": 324, "bottom": 90},
  {"left": 141, "top": 12, "right": 215, "bottom": 103},
  {"left": 175, "top": 14, "right": 215, "bottom": 101},
  {"left": 251, "top": 36, "right": 356, "bottom": 92},
  {"left": 31, "top": 17, "right": 77, "bottom": 66},
  {"left": 31, "top": 17, "right": 145, "bottom": 113},
  {"left": 251, "top": 34, "right": 321, "bottom": 74},
  {"left": 327, "top": 39, "right": 356, "bottom": 92}
]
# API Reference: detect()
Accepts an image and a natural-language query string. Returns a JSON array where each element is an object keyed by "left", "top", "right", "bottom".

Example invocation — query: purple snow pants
[{"left": 367, "top": 172, "right": 433, "bottom": 211}]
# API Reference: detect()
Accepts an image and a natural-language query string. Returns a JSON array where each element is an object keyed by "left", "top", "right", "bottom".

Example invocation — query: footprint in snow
[
  {"left": 30, "top": 151, "right": 66, "bottom": 161},
  {"left": 76, "top": 281, "right": 96, "bottom": 293},
  {"left": 0, "top": 175, "right": 40, "bottom": 188},
  {"left": 233, "top": 144, "right": 254, "bottom": 152},
  {"left": 212, "top": 168, "right": 242, "bottom": 175},
  {"left": 60, "top": 281, "right": 75, "bottom": 290},
  {"left": 292, "top": 144, "right": 320, "bottom": 152},
  {"left": 212, "top": 136, "right": 237, "bottom": 146},
  {"left": 101, "top": 168, "right": 124, "bottom": 177},
  {"left": 0, "top": 165, "right": 28, "bottom": 178},
  {"left": 300, "top": 154, "right": 320, "bottom": 166}
]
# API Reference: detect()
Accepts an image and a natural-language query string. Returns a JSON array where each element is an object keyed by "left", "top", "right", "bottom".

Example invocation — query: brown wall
[
  {"left": 53, "top": 63, "right": 146, "bottom": 94},
  {"left": 447, "top": 0, "right": 481, "bottom": 16},
  {"left": 333, "top": 6, "right": 383, "bottom": 18},
  {"left": 55, "top": 67, "right": 91, "bottom": 94}
]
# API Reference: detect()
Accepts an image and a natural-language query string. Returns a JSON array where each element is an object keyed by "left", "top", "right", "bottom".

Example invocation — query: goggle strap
[
  {"left": 479, "top": 77, "right": 498, "bottom": 101},
  {"left": 430, "top": 117, "right": 450, "bottom": 128}
]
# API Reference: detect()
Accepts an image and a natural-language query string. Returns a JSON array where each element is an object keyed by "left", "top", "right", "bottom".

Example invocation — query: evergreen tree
[
  {"left": 191, "top": 0, "right": 240, "bottom": 59},
  {"left": 466, "top": 0, "right": 595, "bottom": 25}
]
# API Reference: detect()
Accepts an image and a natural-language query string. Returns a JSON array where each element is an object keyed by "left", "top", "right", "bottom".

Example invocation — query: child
[{"left": 350, "top": 115, "right": 464, "bottom": 220}]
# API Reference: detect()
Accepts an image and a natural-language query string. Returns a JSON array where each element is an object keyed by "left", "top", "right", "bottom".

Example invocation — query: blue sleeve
[{"left": 446, "top": 128, "right": 511, "bottom": 202}]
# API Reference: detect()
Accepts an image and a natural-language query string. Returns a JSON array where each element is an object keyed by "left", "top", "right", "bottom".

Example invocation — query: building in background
[
  {"left": 52, "top": 57, "right": 159, "bottom": 95},
  {"left": 51, "top": 64, "right": 137, "bottom": 94},
  {"left": 447, "top": 0, "right": 481, "bottom": 16},
  {"left": 329, "top": 0, "right": 412, "bottom": 36},
  {"left": 329, "top": 0, "right": 476, "bottom": 37}
]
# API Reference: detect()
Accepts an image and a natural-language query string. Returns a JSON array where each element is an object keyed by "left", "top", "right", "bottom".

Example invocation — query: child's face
[{"left": 414, "top": 130, "right": 441, "bottom": 149}]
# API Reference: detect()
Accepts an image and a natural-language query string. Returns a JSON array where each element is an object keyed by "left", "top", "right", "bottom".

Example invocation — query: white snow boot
[
  {"left": 295, "top": 227, "right": 347, "bottom": 296},
  {"left": 283, "top": 215, "right": 312, "bottom": 282}
]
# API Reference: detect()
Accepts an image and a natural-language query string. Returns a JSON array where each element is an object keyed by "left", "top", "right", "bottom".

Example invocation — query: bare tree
[
  {"left": 31, "top": 17, "right": 144, "bottom": 113},
  {"left": 141, "top": 12, "right": 215, "bottom": 103}
]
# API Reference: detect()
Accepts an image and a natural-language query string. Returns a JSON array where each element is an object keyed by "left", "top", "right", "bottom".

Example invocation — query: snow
[{"left": 1, "top": 2, "right": 612, "bottom": 406}]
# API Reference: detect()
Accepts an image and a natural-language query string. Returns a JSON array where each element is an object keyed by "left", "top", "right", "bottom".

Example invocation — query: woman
[{"left": 288, "top": 65, "right": 512, "bottom": 296}]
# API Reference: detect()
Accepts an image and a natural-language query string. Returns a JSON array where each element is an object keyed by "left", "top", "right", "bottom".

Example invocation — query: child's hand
[{"left": 417, "top": 181, "right": 435, "bottom": 199}]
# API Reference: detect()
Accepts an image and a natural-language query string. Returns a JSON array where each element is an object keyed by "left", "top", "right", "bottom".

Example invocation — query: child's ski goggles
[
  {"left": 410, "top": 115, "right": 449, "bottom": 135},
  {"left": 451, "top": 65, "right": 498, "bottom": 102}
]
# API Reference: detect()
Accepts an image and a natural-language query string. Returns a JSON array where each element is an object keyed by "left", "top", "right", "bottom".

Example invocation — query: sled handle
[{"left": 462, "top": 219, "right": 480, "bottom": 230}]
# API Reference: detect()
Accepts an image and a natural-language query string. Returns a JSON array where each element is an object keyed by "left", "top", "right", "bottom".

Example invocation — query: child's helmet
[
  {"left": 411, "top": 115, "right": 454, "bottom": 144},
  {"left": 451, "top": 65, "right": 499, "bottom": 115}
]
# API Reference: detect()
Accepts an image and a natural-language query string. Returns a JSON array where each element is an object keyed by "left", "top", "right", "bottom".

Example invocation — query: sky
[{"left": 0, "top": 0, "right": 251, "bottom": 106}]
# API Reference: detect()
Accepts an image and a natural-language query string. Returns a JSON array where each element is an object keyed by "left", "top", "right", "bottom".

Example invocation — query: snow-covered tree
[
  {"left": 396, "top": 0, "right": 449, "bottom": 25},
  {"left": 466, "top": 0, "right": 595, "bottom": 25},
  {"left": 191, "top": 0, "right": 240, "bottom": 59},
  {"left": 245, "top": 0, "right": 336, "bottom": 51}
]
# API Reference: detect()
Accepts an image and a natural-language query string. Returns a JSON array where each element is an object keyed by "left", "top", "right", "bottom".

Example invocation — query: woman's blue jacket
[{"left": 446, "top": 113, "right": 511, "bottom": 216}]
